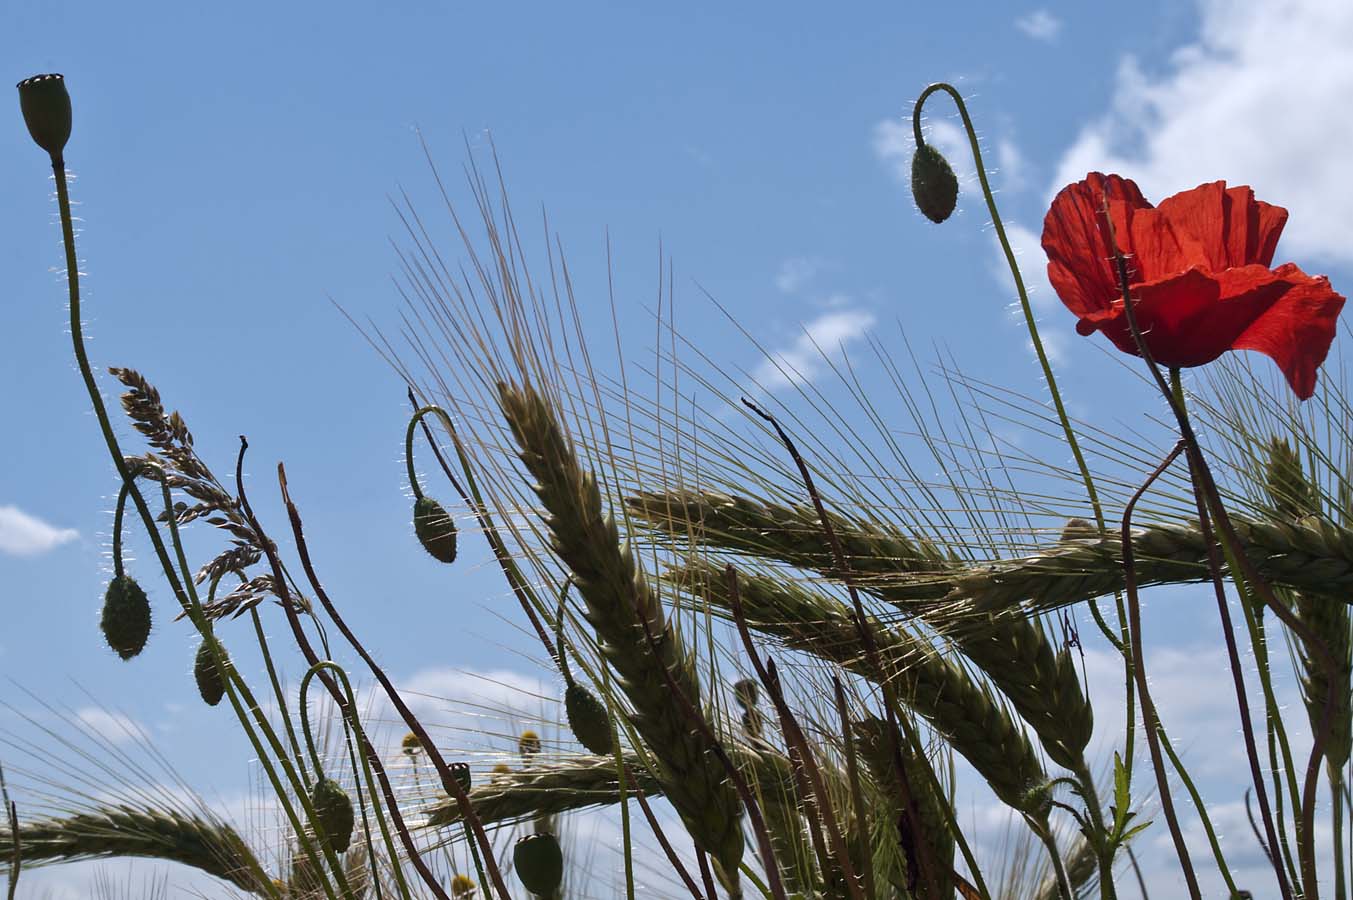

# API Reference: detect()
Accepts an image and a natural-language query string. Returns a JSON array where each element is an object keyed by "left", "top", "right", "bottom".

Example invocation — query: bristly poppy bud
[
  {"left": 513, "top": 833, "right": 564, "bottom": 896},
  {"left": 17, "top": 74, "right": 72, "bottom": 160},
  {"left": 413, "top": 496, "right": 458, "bottom": 563},
  {"left": 194, "top": 640, "right": 227, "bottom": 706},
  {"left": 450, "top": 874, "right": 477, "bottom": 897},
  {"left": 1265, "top": 438, "right": 1318, "bottom": 521},
  {"left": 101, "top": 575, "right": 151, "bottom": 660},
  {"left": 401, "top": 731, "right": 422, "bottom": 755},
  {"left": 911, "top": 142, "right": 959, "bottom": 223},
  {"left": 310, "top": 777, "right": 355, "bottom": 854},
  {"left": 449, "top": 761, "right": 472, "bottom": 793},
  {"left": 564, "top": 684, "right": 611, "bottom": 755}
]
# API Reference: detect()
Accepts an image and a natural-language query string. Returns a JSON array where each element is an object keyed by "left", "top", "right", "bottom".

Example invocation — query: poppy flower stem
[
  {"left": 911, "top": 83, "right": 1124, "bottom": 645},
  {"left": 1103, "top": 206, "right": 1333, "bottom": 900}
]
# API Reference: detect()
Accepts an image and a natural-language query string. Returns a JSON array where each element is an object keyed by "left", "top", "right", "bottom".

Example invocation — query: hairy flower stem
[
  {"left": 1121, "top": 440, "right": 1202, "bottom": 897},
  {"left": 267, "top": 460, "right": 508, "bottom": 900},
  {"left": 741, "top": 398, "right": 967, "bottom": 900},
  {"left": 235, "top": 446, "right": 458, "bottom": 900},
  {"left": 832, "top": 677, "right": 877, "bottom": 900},
  {"left": 1102, "top": 202, "right": 1330, "bottom": 898},
  {"left": 632, "top": 778, "right": 705, "bottom": 900}
]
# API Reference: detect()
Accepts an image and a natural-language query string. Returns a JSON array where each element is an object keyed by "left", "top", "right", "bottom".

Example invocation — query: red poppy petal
[
  {"left": 1228, "top": 263, "right": 1345, "bottom": 400},
  {"left": 1043, "top": 173, "right": 1152, "bottom": 318},
  {"left": 1224, "top": 185, "right": 1288, "bottom": 269},
  {"left": 1145, "top": 181, "right": 1228, "bottom": 274}
]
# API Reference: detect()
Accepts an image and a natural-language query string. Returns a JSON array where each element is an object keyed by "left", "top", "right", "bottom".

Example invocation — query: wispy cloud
[
  {"left": 1015, "top": 9, "right": 1062, "bottom": 42},
  {"left": 0, "top": 505, "right": 78, "bottom": 556},
  {"left": 750, "top": 307, "right": 876, "bottom": 392},
  {"left": 774, "top": 257, "right": 821, "bottom": 294},
  {"left": 1051, "top": 0, "right": 1353, "bottom": 267},
  {"left": 74, "top": 707, "right": 146, "bottom": 747}
]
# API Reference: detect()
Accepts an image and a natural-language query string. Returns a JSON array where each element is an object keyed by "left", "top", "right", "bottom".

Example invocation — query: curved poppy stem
[
  {"left": 1101, "top": 204, "right": 1329, "bottom": 900},
  {"left": 911, "top": 83, "right": 1123, "bottom": 644}
]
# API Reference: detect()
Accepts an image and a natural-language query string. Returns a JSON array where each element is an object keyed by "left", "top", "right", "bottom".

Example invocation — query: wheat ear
[
  {"left": 630, "top": 490, "right": 1093, "bottom": 770},
  {"left": 674, "top": 560, "right": 1050, "bottom": 816},
  {"left": 495, "top": 383, "right": 745, "bottom": 883},
  {"left": 0, "top": 805, "right": 269, "bottom": 895}
]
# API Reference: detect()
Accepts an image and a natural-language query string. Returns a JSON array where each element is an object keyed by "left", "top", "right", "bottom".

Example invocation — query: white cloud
[
  {"left": 0, "top": 504, "right": 77, "bottom": 556},
  {"left": 750, "top": 308, "right": 876, "bottom": 392},
  {"left": 774, "top": 257, "right": 820, "bottom": 294},
  {"left": 74, "top": 707, "right": 145, "bottom": 746},
  {"left": 1016, "top": 9, "right": 1063, "bottom": 42},
  {"left": 1051, "top": 0, "right": 1353, "bottom": 268}
]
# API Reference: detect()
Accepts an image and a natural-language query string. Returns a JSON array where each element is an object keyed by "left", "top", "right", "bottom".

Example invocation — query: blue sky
[{"left": 6, "top": 0, "right": 1353, "bottom": 896}]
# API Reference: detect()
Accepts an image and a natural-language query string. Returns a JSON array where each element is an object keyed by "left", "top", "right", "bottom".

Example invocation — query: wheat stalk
[
  {"left": 0, "top": 805, "right": 270, "bottom": 895},
  {"left": 495, "top": 382, "right": 747, "bottom": 886},
  {"left": 673, "top": 560, "right": 1050, "bottom": 816}
]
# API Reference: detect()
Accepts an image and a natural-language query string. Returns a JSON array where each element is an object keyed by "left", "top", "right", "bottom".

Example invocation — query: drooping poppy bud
[
  {"left": 911, "top": 142, "right": 959, "bottom": 223},
  {"left": 310, "top": 776, "right": 356, "bottom": 854},
  {"left": 101, "top": 575, "right": 151, "bottom": 660},
  {"left": 564, "top": 683, "right": 611, "bottom": 755},
  {"left": 17, "top": 74, "right": 72, "bottom": 160},
  {"left": 194, "top": 640, "right": 227, "bottom": 706},
  {"left": 413, "top": 496, "right": 458, "bottom": 563},
  {"left": 513, "top": 833, "right": 564, "bottom": 896}
]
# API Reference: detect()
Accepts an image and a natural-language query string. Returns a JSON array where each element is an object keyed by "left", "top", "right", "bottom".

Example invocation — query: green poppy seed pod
[
  {"left": 310, "top": 777, "right": 355, "bottom": 854},
  {"left": 513, "top": 833, "right": 564, "bottom": 896},
  {"left": 17, "top": 73, "right": 71, "bottom": 159},
  {"left": 911, "top": 142, "right": 959, "bottom": 223},
  {"left": 100, "top": 575, "right": 151, "bottom": 660},
  {"left": 1266, "top": 438, "right": 1318, "bottom": 520},
  {"left": 564, "top": 683, "right": 611, "bottom": 755},
  {"left": 194, "top": 641, "right": 227, "bottom": 707},
  {"left": 449, "top": 761, "right": 472, "bottom": 793},
  {"left": 451, "top": 874, "right": 477, "bottom": 897},
  {"left": 413, "top": 496, "right": 458, "bottom": 564}
]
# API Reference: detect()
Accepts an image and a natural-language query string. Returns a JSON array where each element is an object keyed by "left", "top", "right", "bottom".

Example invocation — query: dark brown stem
[
  {"left": 696, "top": 847, "right": 719, "bottom": 900},
  {"left": 1120, "top": 439, "right": 1199, "bottom": 896},
  {"left": 833, "top": 676, "right": 877, "bottom": 900},
  {"left": 272, "top": 460, "right": 512, "bottom": 900},
  {"left": 726, "top": 567, "right": 863, "bottom": 900},
  {"left": 741, "top": 397, "right": 948, "bottom": 900},
  {"left": 230, "top": 441, "right": 459, "bottom": 900},
  {"left": 1101, "top": 202, "right": 1327, "bottom": 898},
  {"left": 406, "top": 387, "right": 559, "bottom": 669},
  {"left": 632, "top": 602, "right": 787, "bottom": 900},
  {"left": 630, "top": 767, "right": 705, "bottom": 900},
  {"left": 3, "top": 764, "right": 19, "bottom": 900}
]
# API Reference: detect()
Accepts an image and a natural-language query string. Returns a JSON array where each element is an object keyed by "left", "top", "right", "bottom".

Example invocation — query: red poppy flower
[{"left": 1041, "top": 173, "right": 1344, "bottom": 399}]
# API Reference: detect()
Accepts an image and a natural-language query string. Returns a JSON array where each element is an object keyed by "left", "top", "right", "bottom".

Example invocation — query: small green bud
[
  {"left": 101, "top": 575, "right": 151, "bottom": 660},
  {"left": 413, "top": 496, "right": 458, "bottom": 563},
  {"left": 451, "top": 874, "right": 477, "bottom": 897},
  {"left": 401, "top": 731, "right": 422, "bottom": 755},
  {"left": 17, "top": 74, "right": 72, "bottom": 159},
  {"left": 911, "top": 142, "right": 959, "bottom": 223},
  {"left": 513, "top": 833, "right": 564, "bottom": 896},
  {"left": 310, "top": 777, "right": 355, "bottom": 854},
  {"left": 564, "top": 684, "right": 611, "bottom": 755},
  {"left": 194, "top": 640, "right": 227, "bottom": 707},
  {"left": 517, "top": 729, "right": 542, "bottom": 759}
]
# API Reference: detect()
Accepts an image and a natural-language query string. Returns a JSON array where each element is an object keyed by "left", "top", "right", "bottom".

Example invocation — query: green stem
[
  {"left": 1334, "top": 771, "right": 1347, "bottom": 900},
  {"left": 1070, "top": 762, "right": 1118, "bottom": 900},
  {"left": 111, "top": 481, "right": 130, "bottom": 579},
  {"left": 1156, "top": 721, "right": 1240, "bottom": 896},
  {"left": 250, "top": 603, "right": 311, "bottom": 787},
  {"left": 913, "top": 80, "right": 1135, "bottom": 811}
]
